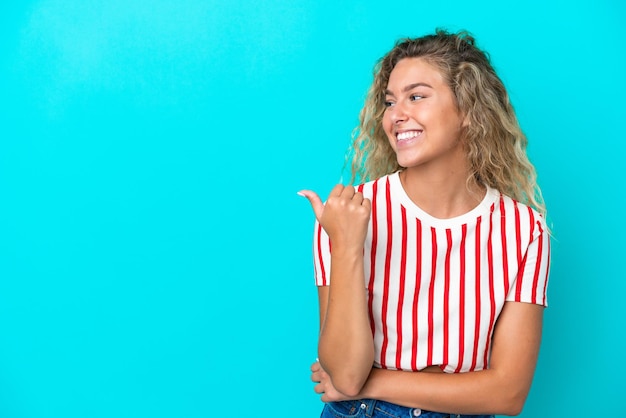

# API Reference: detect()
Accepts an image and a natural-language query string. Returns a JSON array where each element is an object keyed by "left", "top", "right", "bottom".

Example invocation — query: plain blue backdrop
[{"left": 1, "top": 1, "right": 624, "bottom": 417}]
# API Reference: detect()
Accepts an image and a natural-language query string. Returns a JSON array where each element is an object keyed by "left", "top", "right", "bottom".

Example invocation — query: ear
[{"left": 462, "top": 112, "right": 471, "bottom": 128}]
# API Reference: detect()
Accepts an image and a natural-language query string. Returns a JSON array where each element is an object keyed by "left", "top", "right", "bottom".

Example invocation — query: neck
[{"left": 399, "top": 164, "right": 485, "bottom": 219}]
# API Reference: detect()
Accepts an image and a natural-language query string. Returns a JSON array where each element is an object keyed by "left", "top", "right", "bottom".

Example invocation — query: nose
[{"left": 389, "top": 102, "right": 408, "bottom": 125}]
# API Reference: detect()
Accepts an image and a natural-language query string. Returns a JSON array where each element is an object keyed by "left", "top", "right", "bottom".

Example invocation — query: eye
[
  {"left": 410, "top": 94, "right": 424, "bottom": 101},
  {"left": 384, "top": 100, "right": 395, "bottom": 108}
]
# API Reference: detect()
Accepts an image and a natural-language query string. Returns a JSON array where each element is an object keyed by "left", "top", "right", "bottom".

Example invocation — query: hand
[
  {"left": 299, "top": 185, "right": 371, "bottom": 250},
  {"left": 311, "top": 361, "right": 358, "bottom": 403}
]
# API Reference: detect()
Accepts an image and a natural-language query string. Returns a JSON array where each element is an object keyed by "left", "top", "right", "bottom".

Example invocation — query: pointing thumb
[{"left": 297, "top": 190, "right": 324, "bottom": 221}]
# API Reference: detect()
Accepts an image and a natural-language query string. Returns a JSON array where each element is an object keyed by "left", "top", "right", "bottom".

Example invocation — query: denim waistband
[
  {"left": 360, "top": 398, "right": 449, "bottom": 417},
  {"left": 322, "top": 398, "right": 494, "bottom": 418}
]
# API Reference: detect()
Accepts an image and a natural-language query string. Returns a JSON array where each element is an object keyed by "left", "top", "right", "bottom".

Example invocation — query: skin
[
  {"left": 383, "top": 57, "right": 483, "bottom": 218},
  {"left": 300, "top": 58, "right": 544, "bottom": 415},
  {"left": 299, "top": 184, "right": 374, "bottom": 396}
]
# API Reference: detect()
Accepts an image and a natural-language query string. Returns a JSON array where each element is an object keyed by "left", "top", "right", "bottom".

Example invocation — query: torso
[{"left": 314, "top": 172, "right": 550, "bottom": 372}]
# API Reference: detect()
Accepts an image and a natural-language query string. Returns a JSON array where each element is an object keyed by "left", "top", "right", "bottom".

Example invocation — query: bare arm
[
  {"left": 300, "top": 185, "right": 374, "bottom": 396},
  {"left": 351, "top": 301, "right": 543, "bottom": 415},
  {"left": 312, "top": 301, "right": 542, "bottom": 415}
]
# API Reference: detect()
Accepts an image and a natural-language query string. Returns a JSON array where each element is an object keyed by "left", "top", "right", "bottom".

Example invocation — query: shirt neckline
[{"left": 388, "top": 171, "right": 499, "bottom": 228}]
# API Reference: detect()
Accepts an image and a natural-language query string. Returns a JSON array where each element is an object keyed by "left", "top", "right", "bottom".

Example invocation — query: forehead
[{"left": 386, "top": 57, "right": 447, "bottom": 89}]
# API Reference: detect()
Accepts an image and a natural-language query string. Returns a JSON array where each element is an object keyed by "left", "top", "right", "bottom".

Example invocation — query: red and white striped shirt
[{"left": 313, "top": 172, "right": 550, "bottom": 373}]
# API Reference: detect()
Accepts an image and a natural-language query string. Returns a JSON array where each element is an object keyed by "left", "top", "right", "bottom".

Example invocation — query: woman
[{"left": 299, "top": 29, "right": 550, "bottom": 417}]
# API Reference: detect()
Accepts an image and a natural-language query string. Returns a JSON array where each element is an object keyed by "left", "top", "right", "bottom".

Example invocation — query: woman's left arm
[{"left": 313, "top": 301, "right": 543, "bottom": 416}]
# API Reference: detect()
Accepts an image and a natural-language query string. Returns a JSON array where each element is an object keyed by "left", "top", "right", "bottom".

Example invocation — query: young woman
[{"left": 299, "top": 30, "right": 550, "bottom": 417}]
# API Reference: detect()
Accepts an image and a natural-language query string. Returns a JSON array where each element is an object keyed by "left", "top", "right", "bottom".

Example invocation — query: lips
[{"left": 396, "top": 130, "right": 423, "bottom": 144}]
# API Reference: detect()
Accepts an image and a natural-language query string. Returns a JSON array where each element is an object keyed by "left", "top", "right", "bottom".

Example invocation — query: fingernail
[{"left": 297, "top": 191, "right": 305, "bottom": 197}]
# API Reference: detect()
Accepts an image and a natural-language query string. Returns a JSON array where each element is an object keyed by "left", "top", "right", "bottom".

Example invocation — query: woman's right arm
[
  {"left": 312, "top": 301, "right": 544, "bottom": 415},
  {"left": 300, "top": 185, "right": 374, "bottom": 397}
]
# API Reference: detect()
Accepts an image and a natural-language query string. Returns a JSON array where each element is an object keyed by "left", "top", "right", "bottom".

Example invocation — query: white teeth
[{"left": 397, "top": 131, "right": 421, "bottom": 140}]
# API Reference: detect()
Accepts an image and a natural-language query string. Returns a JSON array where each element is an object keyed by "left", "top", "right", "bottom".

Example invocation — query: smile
[{"left": 396, "top": 130, "right": 422, "bottom": 141}]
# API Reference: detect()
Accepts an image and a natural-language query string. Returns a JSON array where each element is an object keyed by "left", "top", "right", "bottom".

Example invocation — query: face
[{"left": 382, "top": 57, "right": 467, "bottom": 171}]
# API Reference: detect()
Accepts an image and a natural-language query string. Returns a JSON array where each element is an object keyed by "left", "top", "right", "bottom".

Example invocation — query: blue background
[{"left": 1, "top": 1, "right": 624, "bottom": 417}]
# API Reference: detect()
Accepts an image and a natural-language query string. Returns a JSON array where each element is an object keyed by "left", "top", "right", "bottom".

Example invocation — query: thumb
[{"left": 297, "top": 190, "right": 324, "bottom": 221}]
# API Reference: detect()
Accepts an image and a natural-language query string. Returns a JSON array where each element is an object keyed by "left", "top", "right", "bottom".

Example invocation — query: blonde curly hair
[{"left": 348, "top": 29, "right": 546, "bottom": 216}]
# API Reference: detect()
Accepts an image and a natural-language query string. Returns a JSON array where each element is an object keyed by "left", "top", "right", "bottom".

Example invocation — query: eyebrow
[{"left": 384, "top": 82, "right": 433, "bottom": 96}]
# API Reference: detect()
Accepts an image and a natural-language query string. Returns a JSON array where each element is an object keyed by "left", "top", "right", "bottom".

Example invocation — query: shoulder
[
  {"left": 495, "top": 192, "right": 549, "bottom": 239},
  {"left": 354, "top": 172, "right": 399, "bottom": 198}
]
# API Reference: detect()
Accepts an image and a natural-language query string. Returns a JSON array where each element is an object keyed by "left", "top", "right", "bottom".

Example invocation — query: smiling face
[{"left": 382, "top": 57, "right": 467, "bottom": 172}]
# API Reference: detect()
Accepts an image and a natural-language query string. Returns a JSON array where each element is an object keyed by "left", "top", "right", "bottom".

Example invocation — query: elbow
[
  {"left": 505, "top": 396, "right": 527, "bottom": 416},
  {"left": 331, "top": 373, "right": 369, "bottom": 398},
  {"left": 318, "top": 344, "right": 374, "bottom": 397},
  {"left": 318, "top": 354, "right": 373, "bottom": 398},
  {"left": 501, "top": 404, "right": 524, "bottom": 416},
  {"left": 500, "top": 403, "right": 523, "bottom": 416},
  {"left": 497, "top": 387, "right": 529, "bottom": 416}
]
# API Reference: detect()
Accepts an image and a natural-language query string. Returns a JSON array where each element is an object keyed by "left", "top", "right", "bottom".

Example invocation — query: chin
[{"left": 396, "top": 158, "right": 422, "bottom": 169}]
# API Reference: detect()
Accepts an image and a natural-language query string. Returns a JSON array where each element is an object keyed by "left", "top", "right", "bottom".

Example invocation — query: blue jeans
[{"left": 320, "top": 399, "right": 494, "bottom": 418}]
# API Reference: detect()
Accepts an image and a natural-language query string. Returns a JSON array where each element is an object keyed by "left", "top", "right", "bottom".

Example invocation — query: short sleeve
[
  {"left": 506, "top": 217, "right": 551, "bottom": 306},
  {"left": 313, "top": 220, "right": 331, "bottom": 286}
]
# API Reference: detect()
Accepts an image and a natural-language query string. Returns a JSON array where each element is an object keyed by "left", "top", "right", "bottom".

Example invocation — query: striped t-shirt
[{"left": 313, "top": 172, "right": 550, "bottom": 373}]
